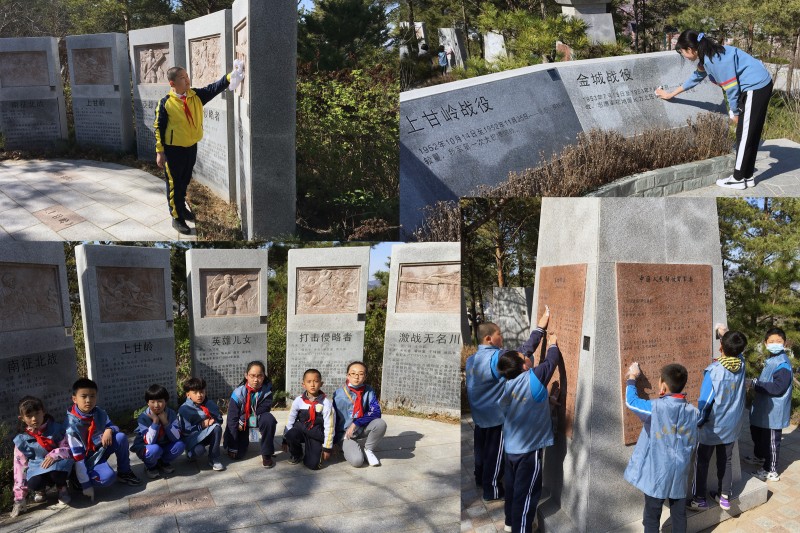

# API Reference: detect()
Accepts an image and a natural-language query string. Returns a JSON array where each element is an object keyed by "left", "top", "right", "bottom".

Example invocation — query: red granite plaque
[
  {"left": 536, "top": 264, "right": 587, "bottom": 438},
  {"left": 616, "top": 263, "right": 712, "bottom": 445}
]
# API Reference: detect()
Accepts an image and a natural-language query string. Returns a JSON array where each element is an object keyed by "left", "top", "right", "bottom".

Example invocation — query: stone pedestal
[
  {"left": 555, "top": 0, "right": 616, "bottom": 44},
  {"left": 66, "top": 33, "right": 134, "bottom": 153},
  {"left": 0, "top": 37, "right": 67, "bottom": 150}
]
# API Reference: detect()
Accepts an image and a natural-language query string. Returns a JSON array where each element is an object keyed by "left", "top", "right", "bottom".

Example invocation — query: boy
[
  {"left": 153, "top": 62, "right": 240, "bottom": 234},
  {"left": 332, "top": 361, "right": 386, "bottom": 467},
  {"left": 689, "top": 326, "right": 746, "bottom": 511},
  {"left": 282, "top": 369, "right": 335, "bottom": 470},
  {"left": 465, "top": 307, "right": 549, "bottom": 502},
  {"left": 742, "top": 327, "right": 794, "bottom": 481},
  {"left": 178, "top": 377, "right": 224, "bottom": 471},
  {"left": 65, "top": 378, "right": 141, "bottom": 501},
  {"left": 496, "top": 333, "right": 560, "bottom": 533},
  {"left": 130, "top": 384, "right": 185, "bottom": 479},
  {"left": 624, "top": 362, "right": 699, "bottom": 533}
]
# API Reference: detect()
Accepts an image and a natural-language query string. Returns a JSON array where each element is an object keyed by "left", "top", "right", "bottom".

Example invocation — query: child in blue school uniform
[
  {"left": 689, "top": 326, "right": 747, "bottom": 511},
  {"left": 495, "top": 332, "right": 561, "bottom": 533},
  {"left": 742, "top": 326, "right": 794, "bottom": 482},
  {"left": 65, "top": 378, "right": 141, "bottom": 502},
  {"left": 282, "top": 368, "right": 336, "bottom": 470},
  {"left": 624, "top": 362, "right": 699, "bottom": 533},
  {"left": 11, "top": 396, "right": 74, "bottom": 517},
  {"left": 466, "top": 308, "right": 551, "bottom": 502},
  {"left": 130, "top": 384, "right": 185, "bottom": 480},
  {"left": 332, "top": 360, "right": 387, "bottom": 467},
  {"left": 223, "top": 361, "right": 278, "bottom": 468},
  {"left": 178, "top": 376, "right": 224, "bottom": 471}
]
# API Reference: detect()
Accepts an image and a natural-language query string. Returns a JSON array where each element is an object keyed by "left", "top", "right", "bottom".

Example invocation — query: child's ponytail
[{"left": 676, "top": 30, "right": 725, "bottom": 66}]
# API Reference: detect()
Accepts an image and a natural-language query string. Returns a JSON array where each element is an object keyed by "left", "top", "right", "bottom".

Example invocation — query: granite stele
[
  {"left": 76, "top": 244, "right": 176, "bottom": 414},
  {"left": 0, "top": 37, "right": 68, "bottom": 150},
  {"left": 492, "top": 286, "right": 533, "bottom": 350},
  {"left": 285, "top": 246, "right": 370, "bottom": 398},
  {"left": 187, "top": 248, "right": 269, "bottom": 401},
  {"left": 381, "top": 242, "right": 461, "bottom": 417},
  {"left": 0, "top": 242, "right": 78, "bottom": 428},
  {"left": 399, "top": 51, "right": 727, "bottom": 232},
  {"left": 529, "top": 197, "right": 766, "bottom": 532}
]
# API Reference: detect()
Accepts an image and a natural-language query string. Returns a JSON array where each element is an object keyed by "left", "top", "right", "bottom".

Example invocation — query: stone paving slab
[
  {"left": 0, "top": 159, "right": 198, "bottom": 241},
  {"left": 674, "top": 138, "right": 800, "bottom": 197},
  {"left": 1, "top": 412, "right": 459, "bottom": 533}
]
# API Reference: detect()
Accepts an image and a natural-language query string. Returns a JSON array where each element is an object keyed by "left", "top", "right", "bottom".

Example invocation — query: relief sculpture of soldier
[
  {"left": 0, "top": 271, "right": 61, "bottom": 330},
  {"left": 204, "top": 273, "right": 257, "bottom": 316}
]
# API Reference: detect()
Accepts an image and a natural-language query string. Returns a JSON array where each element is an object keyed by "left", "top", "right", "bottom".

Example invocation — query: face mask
[{"left": 766, "top": 343, "right": 784, "bottom": 354}]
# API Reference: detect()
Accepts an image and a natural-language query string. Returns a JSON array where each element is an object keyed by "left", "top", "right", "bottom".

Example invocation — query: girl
[
  {"left": 130, "top": 384, "right": 185, "bottom": 479},
  {"left": 656, "top": 30, "right": 773, "bottom": 190},
  {"left": 332, "top": 361, "right": 386, "bottom": 467},
  {"left": 223, "top": 360, "right": 277, "bottom": 468},
  {"left": 11, "top": 396, "right": 74, "bottom": 517}
]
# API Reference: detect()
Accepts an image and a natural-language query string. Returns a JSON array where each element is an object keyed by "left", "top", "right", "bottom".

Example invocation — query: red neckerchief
[
  {"left": 70, "top": 404, "right": 97, "bottom": 453},
  {"left": 243, "top": 384, "right": 260, "bottom": 425},
  {"left": 660, "top": 393, "right": 687, "bottom": 400},
  {"left": 197, "top": 402, "right": 212, "bottom": 421},
  {"left": 301, "top": 392, "right": 324, "bottom": 429},
  {"left": 346, "top": 381, "right": 365, "bottom": 419},
  {"left": 149, "top": 409, "right": 165, "bottom": 443},
  {"left": 178, "top": 93, "right": 196, "bottom": 128},
  {"left": 26, "top": 420, "right": 57, "bottom": 452}
]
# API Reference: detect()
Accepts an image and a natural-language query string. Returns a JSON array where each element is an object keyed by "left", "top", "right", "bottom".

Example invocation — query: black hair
[
  {"left": 183, "top": 377, "right": 207, "bottom": 392},
  {"left": 145, "top": 384, "right": 169, "bottom": 402},
  {"left": 438, "top": 45, "right": 445, "bottom": 52},
  {"left": 497, "top": 351, "right": 525, "bottom": 381},
  {"left": 167, "top": 66, "right": 186, "bottom": 83},
  {"left": 661, "top": 363, "right": 689, "bottom": 393},
  {"left": 346, "top": 361, "right": 368, "bottom": 374},
  {"left": 239, "top": 360, "right": 267, "bottom": 386},
  {"left": 721, "top": 331, "right": 747, "bottom": 358},
  {"left": 477, "top": 322, "right": 500, "bottom": 342},
  {"left": 675, "top": 30, "right": 726, "bottom": 67},
  {"left": 303, "top": 368, "right": 322, "bottom": 381},
  {"left": 18, "top": 396, "right": 45, "bottom": 417},
  {"left": 764, "top": 326, "right": 787, "bottom": 342},
  {"left": 72, "top": 377, "right": 98, "bottom": 394}
]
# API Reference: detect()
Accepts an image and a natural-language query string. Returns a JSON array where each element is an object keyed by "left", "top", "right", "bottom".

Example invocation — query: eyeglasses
[{"left": 348, "top": 372, "right": 366, "bottom": 377}]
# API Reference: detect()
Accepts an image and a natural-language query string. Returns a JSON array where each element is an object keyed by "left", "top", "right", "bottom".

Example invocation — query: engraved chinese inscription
[
  {"left": 200, "top": 269, "right": 259, "bottom": 317},
  {"left": 72, "top": 48, "right": 113, "bottom": 85},
  {"left": 396, "top": 263, "right": 460, "bottom": 313},
  {"left": 134, "top": 44, "right": 169, "bottom": 84},
  {"left": 189, "top": 35, "right": 220, "bottom": 88},
  {"left": 296, "top": 267, "right": 359, "bottom": 314},
  {"left": 0, "top": 52, "right": 49, "bottom": 87},
  {"left": 97, "top": 267, "right": 166, "bottom": 323},
  {"left": 0, "top": 263, "right": 63, "bottom": 333}
]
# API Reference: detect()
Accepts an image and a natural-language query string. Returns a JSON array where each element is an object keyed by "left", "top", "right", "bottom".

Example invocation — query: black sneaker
[
  {"left": 172, "top": 218, "right": 191, "bottom": 235},
  {"left": 183, "top": 205, "right": 196, "bottom": 222},
  {"left": 117, "top": 470, "right": 142, "bottom": 486},
  {"left": 262, "top": 456, "right": 275, "bottom": 468},
  {"left": 288, "top": 455, "right": 302, "bottom": 465}
]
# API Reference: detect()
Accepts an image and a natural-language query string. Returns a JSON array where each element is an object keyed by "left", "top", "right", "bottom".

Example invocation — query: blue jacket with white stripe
[{"left": 697, "top": 355, "right": 746, "bottom": 445}]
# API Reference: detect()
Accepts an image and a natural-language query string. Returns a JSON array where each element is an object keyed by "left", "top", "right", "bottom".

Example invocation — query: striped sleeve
[
  {"left": 284, "top": 397, "right": 300, "bottom": 433},
  {"left": 625, "top": 380, "right": 652, "bottom": 422},
  {"left": 322, "top": 399, "right": 336, "bottom": 450}
]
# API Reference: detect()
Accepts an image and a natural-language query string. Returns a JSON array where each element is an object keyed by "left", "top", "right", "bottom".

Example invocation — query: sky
[{"left": 369, "top": 242, "right": 400, "bottom": 281}]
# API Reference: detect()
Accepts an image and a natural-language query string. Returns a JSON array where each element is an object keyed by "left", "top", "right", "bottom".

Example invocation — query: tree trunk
[
  {"left": 517, "top": 231, "right": 525, "bottom": 287},
  {"left": 408, "top": 0, "right": 418, "bottom": 56},
  {"left": 495, "top": 235, "right": 505, "bottom": 287},
  {"left": 788, "top": 32, "right": 800, "bottom": 95}
]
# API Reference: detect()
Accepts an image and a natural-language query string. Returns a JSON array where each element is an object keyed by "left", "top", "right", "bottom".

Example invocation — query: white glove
[
  {"left": 228, "top": 59, "right": 245, "bottom": 92},
  {"left": 83, "top": 486, "right": 95, "bottom": 502},
  {"left": 729, "top": 109, "right": 735, "bottom": 120},
  {"left": 628, "top": 362, "right": 641, "bottom": 378}
]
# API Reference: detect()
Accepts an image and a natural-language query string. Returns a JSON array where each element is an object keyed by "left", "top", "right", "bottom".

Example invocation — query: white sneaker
[
  {"left": 716, "top": 175, "right": 748, "bottom": 189},
  {"left": 33, "top": 491, "right": 45, "bottom": 503},
  {"left": 10, "top": 500, "right": 26, "bottom": 518},
  {"left": 364, "top": 449, "right": 381, "bottom": 467},
  {"left": 209, "top": 459, "right": 224, "bottom": 471},
  {"left": 754, "top": 468, "right": 780, "bottom": 481},
  {"left": 57, "top": 487, "right": 71, "bottom": 505},
  {"left": 504, "top": 526, "right": 512, "bottom": 532}
]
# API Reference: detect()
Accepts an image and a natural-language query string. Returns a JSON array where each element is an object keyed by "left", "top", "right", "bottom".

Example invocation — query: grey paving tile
[
  {"left": 175, "top": 501, "right": 270, "bottom": 533},
  {"left": 0, "top": 207, "right": 44, "bottom": 233},
  {"left": 57, "top": 220, "right": 117, "bottom": 241},
  {"left": 314, "top": 496, "right": 460, "bottom": 533},
  {"left": 116, "top": 200, "right": 170, "bottom": 225},
  {"left": 260, "top": 492, "right": 345, "bottom": 524},
  {"left": 74, "top": 203, "right": 128, "bottom": 229},
  {"left": 104, "top": 218, "right": 169, "bottom": 241},
  {"left": 10, "top": 223, "right": 66, "bottom": 241}
]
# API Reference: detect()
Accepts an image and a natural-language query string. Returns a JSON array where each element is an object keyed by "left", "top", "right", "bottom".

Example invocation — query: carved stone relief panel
[
  {"left": 189, "top": 35, "right": 221, "bottom": 89},
  {"left": 396, "top": 263, "right": 461, "bottom": 313},
  {"left": 0, "top": 263, "right": 63, "bottom": 333},
  {"left": 0, "top": 52, "right": 50, "bottom": 87},
  {"left": 296, "top": 267, "right": 360, "bottom": 314},
  {"left": 134, "top": 43, "right": 170, "bottom": 84},
  {"left": 72, "top": 48, "right": 114, "bottom": 85},
  {"left": 97, "top": 266, "right": 166, "bottom": 323},
  {"left": 200, "top": 269, "right": 259, "bottom": 317},
  {"left": 234, "top": 20, "right": 248, "bottom": 101}
]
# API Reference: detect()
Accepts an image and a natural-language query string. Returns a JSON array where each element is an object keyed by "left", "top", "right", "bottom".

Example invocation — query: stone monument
[
  {"left": 186, "top": 248, "right": 268, "bottom": 401},
  {"left": 492, "top": 286, "right": 533, "bottom": 350},
  {"left": 231, "top": 0, "right": 297, "bottom": 239},
  {"left": 129, "top": 24, "right": 185, "bottom": 161},
  {"left": 483, "top": 31, "right": 507, "bottom": 63},
  {"left": 76, "top": 244, "right": 176, "bottom": 414},
  {"left": 285, "top": 246, "right": 370, "bottom": 398},
  {"left": 66, "top": 33, "right": 134, "bottom": 153},
  {"left": 381, "top": 243, "right": 461, "bottom": 417},
  {"left": 555, "top": 0, "right": 615, "bottom": 44},
  {"left": 399, "top": 51, "right": 727, "bottom": 232},
  {"left": 0, "top": 37, "right": 68, "bottom": 150},
  {"left": 438, "top": 28, "right": 468, "bottom": 70},
  {"left": 399, "top": 22, "right": 429, "bottom": 57},
  {"left": 0, "top": 242, "right": 78, "bottom": 428},
  {"left": 531, "top": 197, "right": 766, "bottom": 532},
  {"left": 185, "top": 9, "right": 237, "bottom": 203}
]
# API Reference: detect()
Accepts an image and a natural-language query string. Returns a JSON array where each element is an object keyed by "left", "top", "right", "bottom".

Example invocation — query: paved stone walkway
[
  {"left": 675, "top": 138, "right": 800, "bottom": 197},
  {"left": 0, "top": 159, "right": 197, "bottom": 241},
  {"left": 461, "top": 415, "right": 800, "bottom": 533},
  {"left": 2, "top": 412, "right": 459, "bottom": 533}
]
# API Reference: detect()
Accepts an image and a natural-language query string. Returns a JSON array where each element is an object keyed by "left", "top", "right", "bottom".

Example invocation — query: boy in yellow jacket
[{"left": 154, "top": 64, "right": 239, "bottom": 234}]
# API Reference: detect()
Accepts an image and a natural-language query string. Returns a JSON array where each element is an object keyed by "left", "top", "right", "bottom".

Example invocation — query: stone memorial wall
[
  {"left": 231, "top": 0, "right": 296, "bottom": 239},
  {"left": 187, "top": 249, "right": 269, "bottom": 401},
  {"left": 0, "top": 243, "right": 78, "bottom": 428},
  {"left": 185, "top": 10, "right": 237, "bottom": 203},
  {"left": 438, "top": 28, "right": 468, "bottom": 70},
  {"left": 491, "top": 286, "right": 533, "bottom": 351},
  {"left": 0, "top": 37, "right": 68, "bottom": 150},
  {"left": 66, "top": 33, "right": 134, "bottom": 153},
  {"left": 381, "top": 243, "right": 461, "bottom": 416},
  {"left": 286, "top": 247, "right": 370, "bottom": 398},
  {"left": 399, "top": 51, "right": 727, "bottom": 231},
  {"left": 129, "top": 25, "right": 185, "bottom": 161},
  {"left": 76, "top": 245, "right": 176, "bottom": 414}
]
